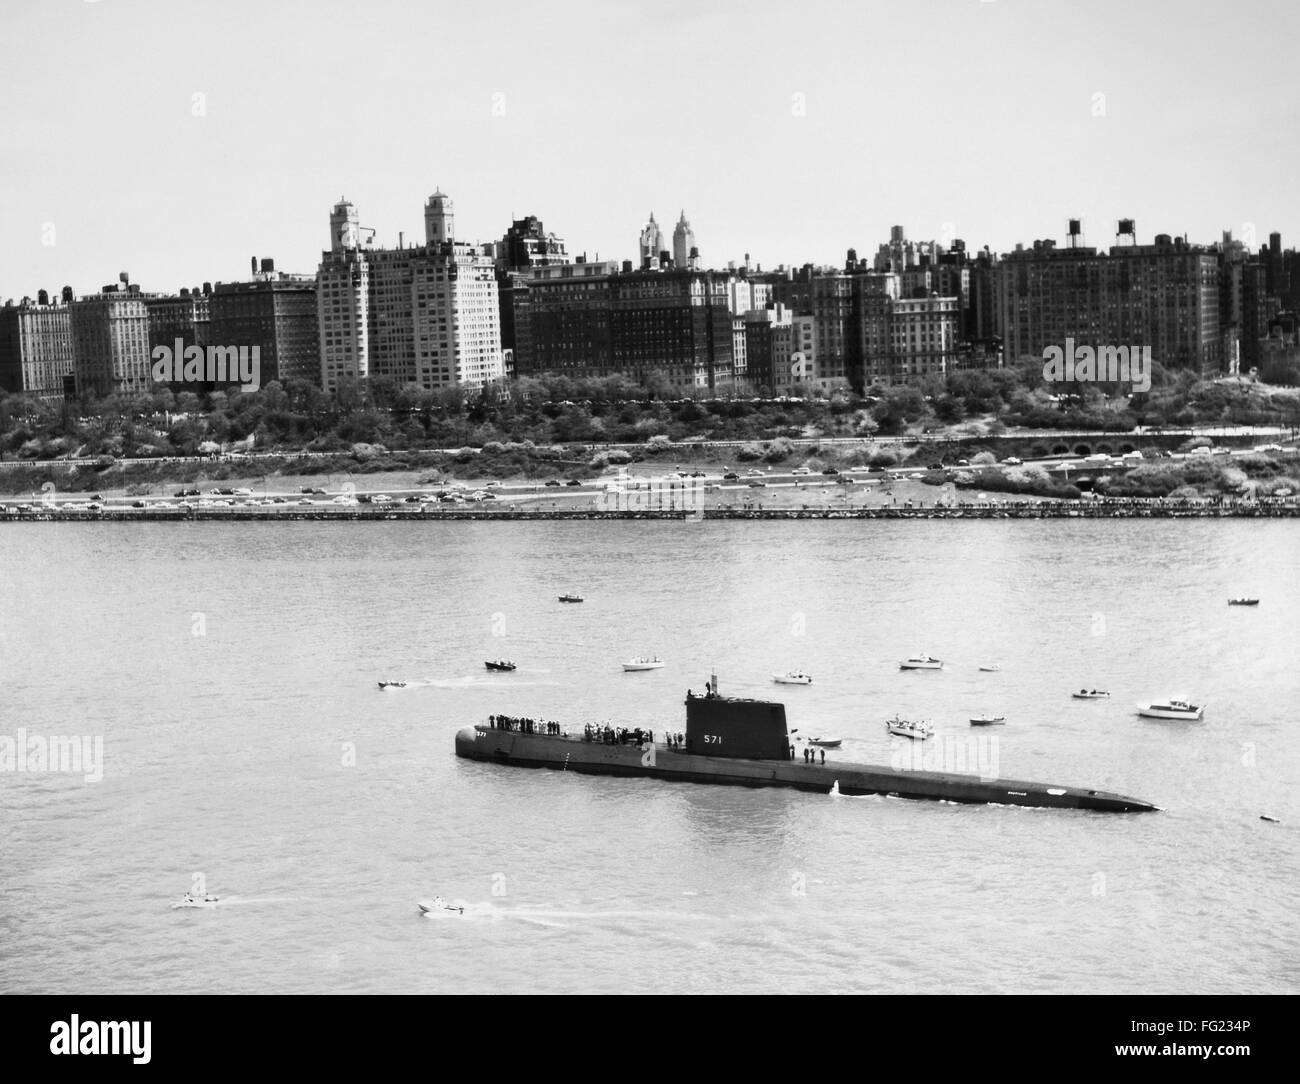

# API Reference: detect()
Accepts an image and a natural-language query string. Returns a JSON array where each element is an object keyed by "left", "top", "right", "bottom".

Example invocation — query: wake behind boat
[
  {"left": 773, "top": 671, "right": 812, "bottom": 685},
  {"left": 623, "top": 657, "right": 664, "bottom": 671},
  {"left": 1138, "top": 698, "right": 1204, "bottom": 720},
  {"left": 900, "top": 654, "right": 943, "bottom": 670}
]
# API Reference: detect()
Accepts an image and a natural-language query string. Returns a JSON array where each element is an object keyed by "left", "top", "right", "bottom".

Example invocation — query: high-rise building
[
  {"left": 639, "top": 213, "right": 666, "bottom": 270},
  {"left": 70, "top": 282, "right": 157, "bottom": 397},
  {"left": 513, "top": 262, "right": 734, "bottom": 390},
  {"left": 211, "top": 259, "right": 319, "bottom": 386},
  {"left": 996, "top": 222, "right": 1222, "bottom": 373},
  {"left": 0, "top": 291, "right": 74, "bottom": 398},
  {"left": 673, "top": 211, "right": 697, "bottom": 269},
  {"left": 146, "top": 289, "right": 210, "bottom": 362},
  {"left": 316, "top": 193, "right": 504, "bottom": 394}
]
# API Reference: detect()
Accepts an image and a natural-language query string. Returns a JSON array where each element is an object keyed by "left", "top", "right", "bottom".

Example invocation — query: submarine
[{"left": 453, "top": 676, "right": 1159, "bottom": 814}]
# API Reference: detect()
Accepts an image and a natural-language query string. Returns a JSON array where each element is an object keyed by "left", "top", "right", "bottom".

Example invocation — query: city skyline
[{"left": 2, "top": 0, "right": 1297, "bottom": 297}]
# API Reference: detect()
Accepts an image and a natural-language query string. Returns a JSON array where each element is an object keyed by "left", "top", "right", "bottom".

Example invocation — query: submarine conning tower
[{"left": 685, "top": 674, "right": 790, "bottom": 760}]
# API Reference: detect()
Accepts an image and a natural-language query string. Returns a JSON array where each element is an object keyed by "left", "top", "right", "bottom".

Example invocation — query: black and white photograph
[{"left": 1, "top": 0, "right": 1294, "bottom": 1057}]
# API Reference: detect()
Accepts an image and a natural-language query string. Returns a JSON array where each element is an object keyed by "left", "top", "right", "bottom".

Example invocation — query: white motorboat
[
  {"left": 969, "top": 714, "right": 1006, "bottom": 726},
  {"left": 172, "top": 893, "right": 220, "bottom": 909},
  {"left": 1137, "top": 699, "right": 1204, "bottom": 720},
  {"left": 1071, "top": 689, "right": 1110, "bottom": 699},
  {"left": 885, "top": 714, "right": 933, "bottom": 740},
  {"left": 899, "top": 655, "right": 943, "bottom": 670},
  {"left": 978, "top": 665, "right": 1001, "bottom": 673},
  {"left": 773, "top": 671, "right": 813, "bottom": 685},
  {"left": 418, "top": 896, "right": 465, "bottom": 916},
  {"left": 623, "top": 657, "right": 664, "bottom": 671},
  {"left": 806, "top": 736, "right": 842, "bottom": 748}
]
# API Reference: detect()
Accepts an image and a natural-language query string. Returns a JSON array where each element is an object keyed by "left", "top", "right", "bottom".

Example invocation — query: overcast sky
[{"left": 2, "top": 0, "right": 1296, "bottom": 298}]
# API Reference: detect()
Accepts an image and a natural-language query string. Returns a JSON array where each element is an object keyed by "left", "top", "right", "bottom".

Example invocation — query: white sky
[{"left": 2, "top": 0, "right": 1296, "bottom": 298}]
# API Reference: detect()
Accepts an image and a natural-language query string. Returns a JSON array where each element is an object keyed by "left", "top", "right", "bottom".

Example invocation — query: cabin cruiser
[
  {"left": 485, "top": 660, "right": 517, "bottom": 672},
  {"left": 969, "top": 714, "right": 1006, "bottom": 726},
  {"left": 885, "top": 715, "right": 933, "bottom": 740},
  {"left": 899, "top": 655, "right": 943, "bottom": 670},
  {"left": 623, "top": 657, "right": 664, "bottom": 671},
  {"left": 1137, "top": 699, "right": 1204, "bottom": 720},
  {"left": 1072, "top": 689, "right": 1110, "bottom": 699},
  {"left": 772, "top": 671, "right": 813, "bottom": 685}
]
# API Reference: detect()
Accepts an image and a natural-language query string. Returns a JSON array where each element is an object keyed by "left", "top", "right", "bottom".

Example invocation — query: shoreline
[{"left": 5, "top": 502, "right": 1298, "bottom": 522}]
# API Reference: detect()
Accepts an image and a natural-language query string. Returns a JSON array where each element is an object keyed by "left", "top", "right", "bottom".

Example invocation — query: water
[{"left": 1, "top": 520, "right": 1297, "bottom": 994}]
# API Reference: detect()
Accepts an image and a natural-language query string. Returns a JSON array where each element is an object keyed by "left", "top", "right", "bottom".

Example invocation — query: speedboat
[
  {"left": 1071, "top": 689, "right": 1109, "bottom": 699},
  {"left": 978, "top": 665, "right": 1001, "bottom": 673},
  {"left": 885, "top": 714, "right": 933, "bottom": 740},
  {"left": 417, "top": 896, "right": 464, "bottom": 916},
  {"left": 806, "top": 736, "right": 842, "bottom": 748},
  {"left": 558, "top": 593, "right": 584, "bottom": 603},
  {"left": 899, "top": 655, "right": 943, "bottom": 670},
  {"left": 377, "top": 680, "right": 408, "bottom": 689},
  {"left": 173, "top": 893, "right": 220, "bottom": 909},
  {"left": 1228, "top": 598, "right": 1259, "bottom": 606},
  {"left": 773, "top": 671, "right": 813, "bottom": 685},
  {"left": 485, "top": 660, "right": 517, "bottom": 672},
  {"left": 1138, "top": 699, "right": 1204, "bottom": 720},
  {"left": 970, "top": 714, "right": 1006, "bottom": 726},
  {"left": 623, "top": 657, "right": 664, "bottom": 671}
]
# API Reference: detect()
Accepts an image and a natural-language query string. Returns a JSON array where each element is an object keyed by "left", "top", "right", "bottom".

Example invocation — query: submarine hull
[{"left": 454, "top": 726, "right": 1157, "bottom": 813}]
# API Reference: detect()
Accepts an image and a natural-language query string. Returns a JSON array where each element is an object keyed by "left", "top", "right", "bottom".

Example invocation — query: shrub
[{"left": 736, "top": 442, "right": 764, "bottom": 461}]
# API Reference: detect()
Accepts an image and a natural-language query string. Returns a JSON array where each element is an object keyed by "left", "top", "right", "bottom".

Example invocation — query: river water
[{"left": 1, "top": 519, "right": 1296, "bottom": 994}]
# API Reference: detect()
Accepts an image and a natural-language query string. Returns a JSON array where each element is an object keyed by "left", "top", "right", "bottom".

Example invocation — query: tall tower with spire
[
  {"left": 639, "top": 213, "right": 665, "bottom": 269},
  {"left": 673, "top": 210, "right": 696, "bottom": 268},
  {"left": 425, "top": 190, "right": 455, "bottom": 245}
]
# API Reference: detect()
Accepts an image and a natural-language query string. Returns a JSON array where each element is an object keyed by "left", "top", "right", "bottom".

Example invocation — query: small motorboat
[
  {"left": 484, "top": 660, "right": 517, "bottom": 672},
  {"left": 978, "top": 665, "right": 1001, "bottom": 673},
  {"left": 623, "top": 657, "right": 664, "bottom": 671},
  {"left": 969, "top": 714, "right": 1006, "bottom": 726},
  {"left": 806, "top": 736, "right": 842, "bottom": 748},
  {"left": 1228, "top": 598, "right": 1259, "bottom": 606},
  {"left": 1137, "top": 698, "right": 1204, "bottom": 720},
  {"left": 899, "top": 655, "right": 943, "bottom": 670},
  {"left": 173, "top": 893, "right": 220, "bottom": 909},
  {"left": 773, "top": 671, "right": 813, "bottom": 685},
  {"left": 885, "top": 714, "right": 933, "bottom": 740},
  {"left": 418, "top": 896, "right": 464, "bottom": 916},
  {"left": 1071, "top": 689, "right": 1110, "bottom": 699},
  {"left": 377, "top": 680, "right": 408, "bottom": 689},
  {"left": 558, "top": 593, "right": 584, "bottom": 603}
]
